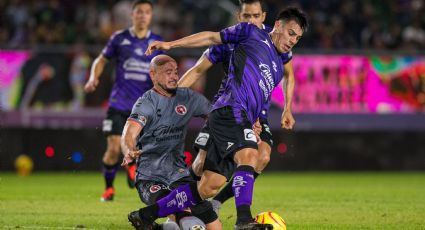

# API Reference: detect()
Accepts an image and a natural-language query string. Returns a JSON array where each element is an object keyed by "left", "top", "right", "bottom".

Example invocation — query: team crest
[
  {"left": 175, "top": 105, "right": 187, "bottom": 115},
  {"left": 135, "top": 48, "right": 144, "bottom": 56},
  {"left": 149, "top": 184, "right": 161, "bottom": 193}
]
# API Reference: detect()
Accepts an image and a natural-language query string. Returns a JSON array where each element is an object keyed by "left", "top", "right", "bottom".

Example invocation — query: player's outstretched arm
[
  {"left": 145, "top": 31, "right": 222, "bottom": 55},
  {"left": 121, "top": 120, "right": 143, "bottom": 166},
  {"left": 178, "top": 53, "right": 213, "bottom": 88},
  {"left": 84, "top": 55, "right": 108, "bottom": 93},
  {"left": 281, "top": 60, "right": 296, "bottom": 130}
]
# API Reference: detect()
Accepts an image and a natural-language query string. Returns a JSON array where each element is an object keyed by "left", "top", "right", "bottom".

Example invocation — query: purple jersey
[
  {"left": 102, "top": 29, "right": 163, "bottom": 111},
  {"left": 205, "top": 24, "right": 292, "bottom": 120},
  {"left": 211, "top": 22, "right": 285, "bottom": 124}
]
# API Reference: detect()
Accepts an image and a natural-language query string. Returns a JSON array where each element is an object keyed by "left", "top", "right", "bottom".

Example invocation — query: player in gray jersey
[
  {"left": 84, "top": 0, "right": 163, "bottom": 202},
  {"left": 138, "top": 7, "right": 308, "bottom": 230},
  {"left": 121, "top": 55, "right": 221, "bottom": 230},
  {"left": 178, "top": 0, "right": 298, "bottom": 215}
]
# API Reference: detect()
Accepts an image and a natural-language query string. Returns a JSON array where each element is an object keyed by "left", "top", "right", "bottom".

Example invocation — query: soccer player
[
  {"left": 84, "top": 0, "right": 163, "bottom": 201},
  {"left": 134, "top": 7, "right": 308, "bottom": 230},
  {"left": 121, "top": 54, "right": 221, "bottom": 230},
  {"left": 178, "top": 0, "right": 297, "bottom": 213}
]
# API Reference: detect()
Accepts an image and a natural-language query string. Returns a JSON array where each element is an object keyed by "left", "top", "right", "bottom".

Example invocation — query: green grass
[{"left": 0, "top": 172, "right": 424, "bottom": 229}]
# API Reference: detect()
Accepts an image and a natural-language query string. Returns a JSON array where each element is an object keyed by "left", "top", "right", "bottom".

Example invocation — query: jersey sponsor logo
[
  {"left": 124, "top": 73, "right": 148, "bottom": 81},
  {"left": 244, "top": 129, "right": 257, "bottom": 142},
  {"left": 149, "top": 184, "right": 162, "bottom": 193},
  {"left": 102, "top": 119, "right": 113, "bottom": 132},
  {"left": 195, "top": 132, "right": 209, "bottom": 146},
  {"left": 123, "top": 58, "right": 150, "bottom": 73},
  {"left": 258, "top": 63, "right": 276, "bottom": 100},
  {"left": 261, "top": 38, "right": 271, "bottom": 48},
  {"left": 120, "top": 38, "right": 131, "bottom": 45},
  {"left": 227, "top": 142, "right": 234, "bottom": 150},
  {"left": 175, "top": 105, "right": 187, "bottom": 115}
]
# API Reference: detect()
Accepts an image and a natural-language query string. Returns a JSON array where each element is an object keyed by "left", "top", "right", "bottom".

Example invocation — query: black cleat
[
  {"left": 234, "top": 222, "right": 274, "bottom": 230},
  {"left": 128, "top": 210, "right": 157, "bottom": 230}
]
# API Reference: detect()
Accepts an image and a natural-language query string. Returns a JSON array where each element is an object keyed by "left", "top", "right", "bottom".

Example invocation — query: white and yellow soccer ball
[{"left": 255, "top": 211, "right": 287, "bottom": 230}]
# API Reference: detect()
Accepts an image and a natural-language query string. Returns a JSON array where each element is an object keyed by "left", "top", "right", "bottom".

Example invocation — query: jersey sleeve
[
  {"left": 205, "top": 45, "right": 227, "bottom": 64},
  {"left": 190, "top": 90, "right": 211, "bottom": 117},
  {"left": 128, "top": 95, "right": 154, "bottom": 127},
  {"left": 101, "top": 31, "right": 120, "bottom": 59},
  {"left": 220, "top": 22, "right": 253, "bottom": 44}
]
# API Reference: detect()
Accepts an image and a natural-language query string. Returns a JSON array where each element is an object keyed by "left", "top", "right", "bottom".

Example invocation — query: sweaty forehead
[{"left": 157, "top": 61, "right": 177, "bottom": 71}]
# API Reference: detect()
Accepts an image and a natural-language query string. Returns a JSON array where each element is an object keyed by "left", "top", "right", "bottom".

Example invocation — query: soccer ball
[{"left": 255, "top": 211, "right": 287, "bottom": 230}]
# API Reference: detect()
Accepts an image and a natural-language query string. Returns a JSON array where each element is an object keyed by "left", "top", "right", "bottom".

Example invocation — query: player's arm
[
  {"left": 281, "top": 60, "right": 296, "bottom": 130},
  {"left": 178, "top": 53, "right": 213, "bottom": 88},
  {"left": 121, "top": 120, "right": 143, "bottom": 166},
  {"left": 145, "top": 32, "right": 222, "bottom": 55},
  {"left": 84, "top": 55, "right": 108, "bottom": 93}
]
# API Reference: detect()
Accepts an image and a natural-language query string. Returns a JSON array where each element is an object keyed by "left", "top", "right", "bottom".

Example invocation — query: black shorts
[
  {"left": 203, "top": 107, "right": 258, "bottom": 181},
  {"left": 102, "top": 107, "right": 131, "bottom": 136},
  {"left": 259, "top": 118, "right": 273, "bottom": 147},
  {"left": 193, "top": 123, "right": 212, "bottom": 152},
  {"left": 136, "top": 176, "right": 195, "bottom": 205}
]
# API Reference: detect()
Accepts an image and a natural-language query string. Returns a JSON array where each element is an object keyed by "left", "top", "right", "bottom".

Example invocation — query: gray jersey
[{"left": 128, "top": 87, "right": 210, "bottom": 185}]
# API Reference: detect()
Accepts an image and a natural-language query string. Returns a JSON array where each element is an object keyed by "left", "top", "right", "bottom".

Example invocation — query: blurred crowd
[{"left": 1, "top": 0, "right": 424, "bottom": 50}]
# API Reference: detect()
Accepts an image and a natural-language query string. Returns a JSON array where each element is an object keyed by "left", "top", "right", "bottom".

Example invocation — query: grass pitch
[{"left": 0, "top": 172, "right": 424, "bottom": 229}]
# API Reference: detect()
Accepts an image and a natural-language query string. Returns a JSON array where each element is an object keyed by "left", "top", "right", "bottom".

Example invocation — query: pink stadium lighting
[
  {"left": 277, "top": 143, "right": 287, "bottom": 154},
  {"left": 45, "top": 146, "right": 55, "bottom": 158}
]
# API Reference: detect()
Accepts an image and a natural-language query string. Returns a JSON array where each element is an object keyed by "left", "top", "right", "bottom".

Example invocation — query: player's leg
[
  {"left": 100, "top": 134, "right": 121, "bottom": 201},
  {"left": 128, "top": 178, "right": 220, "bottom": 229},
  {"left": 190, "top": 124, "right": 211, "bottom": 180},
  {"left": 212, "top": 120, "right": 273, "bottom": 211}
]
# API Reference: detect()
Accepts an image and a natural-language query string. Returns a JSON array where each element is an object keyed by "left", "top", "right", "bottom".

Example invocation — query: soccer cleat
[
  {"left": 210, "top": 199, "right": 222, "bottom": 215},
  {"left": 234, "top": 222, "right": 274, "bottom": 230},
  {"left": 127, "top": 210, "right": 157, "bottom": 230},
  {"left": 126, "top": 163, "right": 136, "bottom": 189},
  {"left": 100, "top": 187, "right": 114, "bottom": 202}
]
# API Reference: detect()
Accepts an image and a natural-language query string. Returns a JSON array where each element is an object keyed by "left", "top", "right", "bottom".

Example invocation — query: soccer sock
[
  {"left": 232, "top": 165, "right": 256, "bottom": 224},
  {"left": 214, "top": 171, "right": 259, "bottom": 204},
  {"left": 102, "top": 162, "right": 119, "bottom": 188},
  {"left": 189, "top": 167, "right": 201, "bottom": 181},
  {"left": 140, "top": 182, "right": 203, "bottom": 221}
]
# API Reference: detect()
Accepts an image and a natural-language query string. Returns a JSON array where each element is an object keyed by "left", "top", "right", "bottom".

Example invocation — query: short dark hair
[
  {"left": 276, "top": 7, "right": 309, "bottom": 32},
  {"left": 238, "top": 0, "right": 267, "bottom": 13},
  {"left": 132, "top": 0, "right": 153, "bottom": 10}
]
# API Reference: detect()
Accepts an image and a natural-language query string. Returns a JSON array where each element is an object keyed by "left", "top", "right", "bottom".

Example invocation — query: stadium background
[{"left": 1, "top": 0, "right": 425, "bottom": 171}]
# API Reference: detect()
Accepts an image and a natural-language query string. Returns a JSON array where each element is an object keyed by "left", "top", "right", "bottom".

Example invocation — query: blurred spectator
[{"left": 0, "top": 0, "right": 424, "bottom": 50}]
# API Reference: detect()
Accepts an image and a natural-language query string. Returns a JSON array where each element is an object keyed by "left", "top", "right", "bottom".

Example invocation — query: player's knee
[
  {"left": 234, "top": 149, "right": 259, "bottom": 166},
  {"left": 198, "top": 184, "right": 220, "bottom": 199},
  {"left": 259, "top": 151, "right": 270, "bottom": 165}
]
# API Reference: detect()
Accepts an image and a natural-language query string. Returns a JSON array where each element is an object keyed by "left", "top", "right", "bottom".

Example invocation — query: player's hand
[
  {"left": 253, "top": 118, "right": 263, "bottom": 144},
  {"left": 121, "top": 150, "right": 142, "bottom": 166},
  {"left": 84, "top": 78, "right": 99, "bottom": 93},
  {"left": 281, "top": 110, "right": 295, "bottom": 130},
  {"left": 145, "top": 41, "right": 171, "bottom": 55}
]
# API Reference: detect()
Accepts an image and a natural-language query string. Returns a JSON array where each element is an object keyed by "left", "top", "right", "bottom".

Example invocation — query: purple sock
[
  {"left": 103, "top": 163, "right": 118, "bottom": 188},
  {"left": 156, "top": 183, "right": 201, "bottom": 217},
  {"left": 232, "top": 167, "right": 255, "bottom": 207}
]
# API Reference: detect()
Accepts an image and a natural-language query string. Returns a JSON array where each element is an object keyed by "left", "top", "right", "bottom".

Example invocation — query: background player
[
  {"left": 121, "top": 55, "right": 221, "bottom": 230},
  {"left": 84, "top": 0, "right": 163, "bottom": 201},
  {"left": 178, "top": 0, "right": 297, "bottom": 213},
  {"left": 137, "top": 7, "right": 308, "bottom": 230}
]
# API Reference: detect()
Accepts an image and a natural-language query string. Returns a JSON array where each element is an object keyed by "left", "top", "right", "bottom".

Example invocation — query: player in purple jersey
[
  {"left": 139, "top": 7, "right": 307, "bottom": 230},
  {"left": 84, "top": 0, "right": 163, "bottom": 202},
  {"left": 178, "top": 0, "right": 297, "bottom": 214}
]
